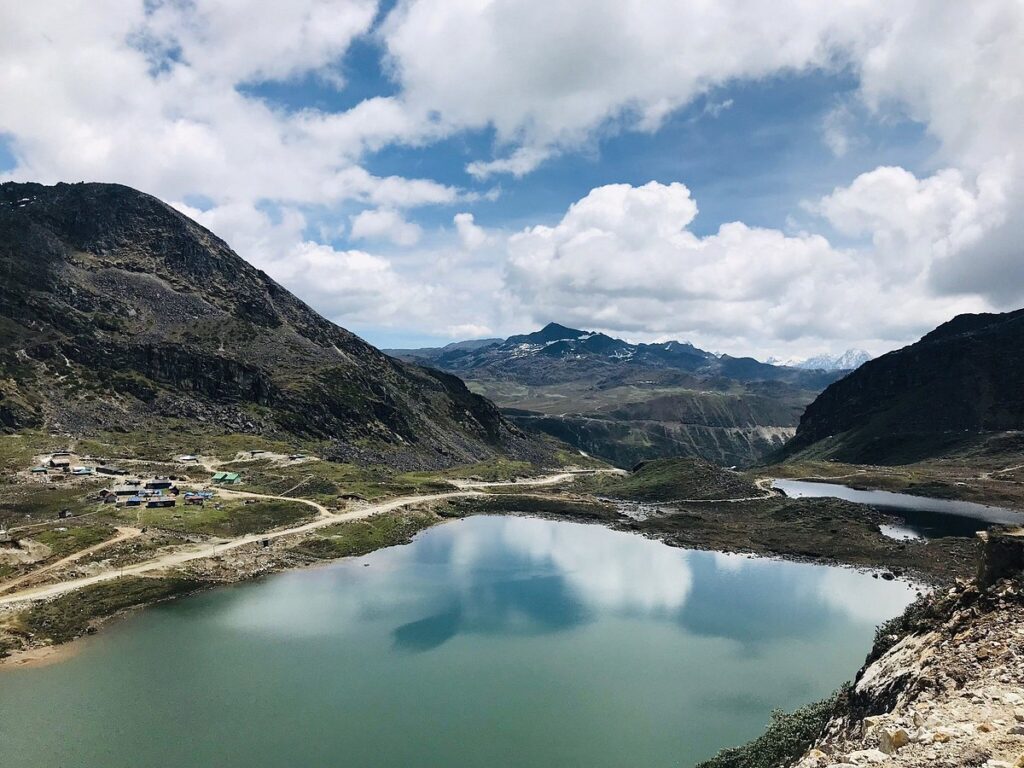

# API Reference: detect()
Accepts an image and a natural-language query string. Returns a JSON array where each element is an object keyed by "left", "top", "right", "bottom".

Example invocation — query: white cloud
[
  {"left": 453, "top": 212, "right": 488, "bottom": 250},
  {"left": 350, "top": 208, "right": 423, "bottom": 246},
  {"left": 2, "top": 1, "right": 1022, "bottom": 355},
  {"left": 466, "top": 147, "right": 552, "bottom": 180},
  {"left": 499, "top": 181, "right": 988, "bottom": 356},
  {"left": 141, "top": 0, "right": 378, "bottom": 85}
]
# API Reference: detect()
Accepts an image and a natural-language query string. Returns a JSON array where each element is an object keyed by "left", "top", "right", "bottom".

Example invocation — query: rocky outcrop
[
  {"left": 788, "top": 528, "right": 1024, "bottom": 768},
  {"left": 0, "top": 181, "right": 543, "bottom": 467}
]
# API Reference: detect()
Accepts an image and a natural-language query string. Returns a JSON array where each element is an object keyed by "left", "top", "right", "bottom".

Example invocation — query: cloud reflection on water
[{"left": 215, "top": 516, "right": 916, "bottom": 654}]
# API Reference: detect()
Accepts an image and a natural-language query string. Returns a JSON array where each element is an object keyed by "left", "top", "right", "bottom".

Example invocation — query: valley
[
  {"left": 389, "top": 323, "right": 846, "bottom": 467},
  {"left": 2, "top": 182, "right": 1024, "bottom": 768}
]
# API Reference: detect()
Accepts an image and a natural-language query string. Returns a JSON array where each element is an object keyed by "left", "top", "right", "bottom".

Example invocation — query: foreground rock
[{"left": 789, "top": 529, "right": 1024, "bottom": 768}]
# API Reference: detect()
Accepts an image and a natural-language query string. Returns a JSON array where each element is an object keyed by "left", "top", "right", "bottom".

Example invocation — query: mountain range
[
  {"left": 389, "top": 323, "right": 848, "bottom": 467},
  {"left": 769, "top": 349, "right": 872, "bottom": 372},
  {"left": 0, "top": 182, "right": 543, "bottom": 468}
]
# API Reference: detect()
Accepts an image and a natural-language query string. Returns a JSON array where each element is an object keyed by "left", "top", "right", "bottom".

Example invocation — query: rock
[
  {"left": 878, "top": 727, "right": 911, "bottom": 754},
  {"left": 1010, "top": 725, "right": 1024, "bottom": 735},
  {"left": 1014, "top": 708, "right": 1024, "bottom": 722},
  {"left": 845, "top": 748, "right": 890, "bottom": 764}
]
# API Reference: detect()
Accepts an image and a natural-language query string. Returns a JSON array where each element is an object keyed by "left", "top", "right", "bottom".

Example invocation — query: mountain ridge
[
  {"left": 782, "top": 307, "right": 1024, "bottom": 463},
  {"left": 0, "top": 181, "right": 544, "bottom": 468}
]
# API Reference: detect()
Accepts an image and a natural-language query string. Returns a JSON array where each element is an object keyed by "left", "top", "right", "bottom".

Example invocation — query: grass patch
[
  {"left": 128, "top": 499, "right": 315, "bottom": 537},
  {"left": 32, "top": 524, "right": 117, "bottom": 559},
  {"left": 291, "top": 510, "right": 438, "bottom": 560},
  {"left": 438, "top": 494, "right": 618, "bottom": 521},
  {"left": 696, "top": 687, "right": 846, "bottom": 768},
  {"left": 583, "top": 457, "right": 758, "bottom": 502},
  {"left": 12, "top": 576, "right": 208, "bottom": 645},
  {"left": 0, "top": 484, "right": 106, "bottom": 527},
  {"left": 229, "top": 459, "right": 455, "bottom": 503}
]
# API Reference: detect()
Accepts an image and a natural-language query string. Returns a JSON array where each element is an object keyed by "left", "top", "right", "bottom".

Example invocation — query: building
[
  {"left": 48, "top": 457, "right": 70, "bottom": 469},
  {"left": 71, "top": 466, "right": 94, "bottom": 476},
  {"left": 96, "top": 465, "right": 128, "bottom": 476},
  {"left": 146, "top": 498, "right": 176, "bottom": 509},
  {"left": 212, "top": 471, "right": 241, "bottom": 485},
  {"left": 145, "top": 479, "right": 173, "bottom": 490},
  {"left": 184, "top": 493, "right": 205, "bottom": 506},
  {"left": 113, "top": 486, "right": 138, "bottom": 496},
  {"left": 121, "top": 496, "right": 143, "bottom": 507},
  {"left": 30, "top": 466, "right": 47, "bottom": 474}
]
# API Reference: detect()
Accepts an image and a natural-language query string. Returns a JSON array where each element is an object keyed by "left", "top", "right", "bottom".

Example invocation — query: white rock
[{"left": 844, "top": 748, "right": 890, "bottom": 764}]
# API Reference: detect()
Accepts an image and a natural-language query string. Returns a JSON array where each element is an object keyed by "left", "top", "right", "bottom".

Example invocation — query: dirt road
[
  {"left": 0, "top": 526, "right": 142, "bottom": 596},
  {"left": 0, "top": 470, "right": 610, "bottom": 607}
]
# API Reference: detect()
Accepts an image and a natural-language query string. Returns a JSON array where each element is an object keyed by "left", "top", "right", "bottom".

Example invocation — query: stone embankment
[{"left": 793, "top": 529, "right": 1024, "bottom": 768}]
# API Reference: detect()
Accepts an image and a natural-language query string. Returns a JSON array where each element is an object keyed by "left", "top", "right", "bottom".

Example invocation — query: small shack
[
  {"left": 184, "top": 493, "right": 205, "bottom": 506},
  {"left": 48, "top": 457, "right": 71, "bottom": 469},
  {"left": 212, "top": 471, "right": 241, "bottom": 485},
  {"left": 30, "top": 466, "right": 47, "bottom": 475},
  {"left": 71, "top": 466, "right": 94, "bottom": 476}
]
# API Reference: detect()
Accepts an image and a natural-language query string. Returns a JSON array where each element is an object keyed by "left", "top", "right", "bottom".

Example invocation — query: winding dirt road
[
  {"left": 0, "top": 469, "right": 615, "bottom": 607},
  {"left": 0, "top": 526, "right": 142, "bottom": 596}
]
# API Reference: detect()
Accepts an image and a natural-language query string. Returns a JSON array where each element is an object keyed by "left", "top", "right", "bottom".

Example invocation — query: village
[{"left": 2, "top": 446, "right": 315, "bottom": 548}]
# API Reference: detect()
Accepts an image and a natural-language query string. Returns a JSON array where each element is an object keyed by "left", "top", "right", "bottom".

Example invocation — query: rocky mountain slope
[
  {"left": 783, "top": 309, "right": 1024, "bottom": 464},
  {"left": 0, "top": 181, "right": 540, "bottom": 468},
  {"left": 390, "top": 323, "right": 842, "bottom": 467}
]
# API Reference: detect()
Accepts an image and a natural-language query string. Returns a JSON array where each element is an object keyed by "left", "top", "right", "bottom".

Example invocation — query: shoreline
[{"left": 1, "top": 492, "right": 947, "bottom": 672}]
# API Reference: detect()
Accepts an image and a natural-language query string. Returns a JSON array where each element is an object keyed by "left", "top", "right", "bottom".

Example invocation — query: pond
[
  {"left": 0, "top": 515, "right": 917, "bottom": 768},
  {"left": 773, "top": 479, "right": 1022, "bottom": 539}
]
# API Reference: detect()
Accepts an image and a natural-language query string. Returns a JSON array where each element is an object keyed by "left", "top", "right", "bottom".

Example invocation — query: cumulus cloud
[
  {"left": 0, "top": 2, "right": 457, "bottom": 209},
  {"left": 2, "top": 1, "right": 1022, "bottom": 354},
  {"left": 500, "top": 181, "right": 988, "bottom": 355},
  {"left": 350, "top": 208, "right": 423, "bottom": 246},
  {"left": 453, "top": 212, "right": 488, "bottom": 250}
]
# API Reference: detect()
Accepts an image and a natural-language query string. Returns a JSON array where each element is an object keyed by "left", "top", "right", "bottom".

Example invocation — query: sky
[{"left": 1, "top": 1, "right": 1022, "bottom": 360}]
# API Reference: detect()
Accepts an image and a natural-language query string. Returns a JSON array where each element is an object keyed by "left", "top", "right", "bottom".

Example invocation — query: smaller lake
[{"left": 773, "top": 479, "right": 1023, "bottom": 539}]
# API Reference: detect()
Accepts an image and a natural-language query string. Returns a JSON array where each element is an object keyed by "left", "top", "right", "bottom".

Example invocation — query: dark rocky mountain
[
  {"left": 783, "top": 308, "right": 1024, "bottom": 464},
  {"left": 389, "top": 323, "right": 844, "bottom": 467},
  {"left": 0, "top": 181, "right": 541, "bottom": 468}
]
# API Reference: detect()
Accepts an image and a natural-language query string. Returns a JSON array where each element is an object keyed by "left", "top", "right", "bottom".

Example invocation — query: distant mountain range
[
  {"left": 389, "top": 323, "right": 847, "bottom": 467},
  {"left": 0, "top": 182, "right": 543, "bottom": 468},
  {"left": 783, "top": 308, "right": 1024, "bottom": 463},
  {"left": 769, "top": 349, "right": 872, "bottom": 372},
  {"left": 388, "top": 322, "right": 852, "bottom": 386}
]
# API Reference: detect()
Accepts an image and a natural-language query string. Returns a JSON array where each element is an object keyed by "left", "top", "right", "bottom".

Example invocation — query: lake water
[
  {"left": 0, "top": 516, "right": 917, "bottom": 768},
  {"left": 773, "top": 479, "right": 1023, "bottom": 539}
]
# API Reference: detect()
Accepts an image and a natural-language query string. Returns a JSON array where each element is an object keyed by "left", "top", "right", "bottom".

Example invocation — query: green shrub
[{"left": 697, "top": 686, "right": 847, "bottom": 768}]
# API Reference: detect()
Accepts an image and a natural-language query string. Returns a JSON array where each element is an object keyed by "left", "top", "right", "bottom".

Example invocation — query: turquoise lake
[{"left": 0, "top": 515, "right": 918, "bottom": 767}]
